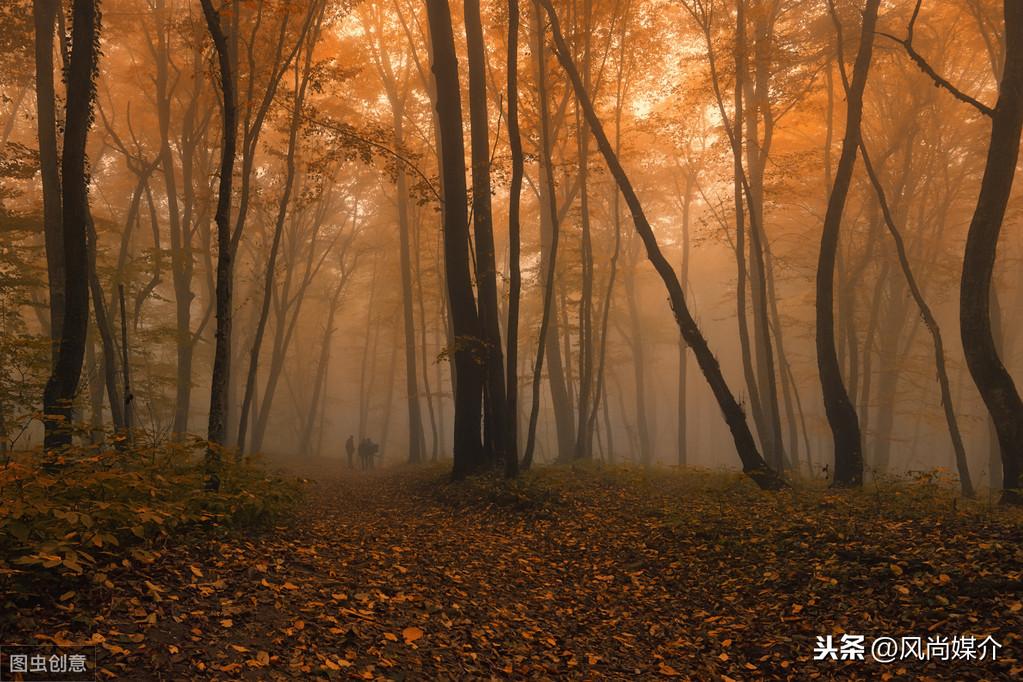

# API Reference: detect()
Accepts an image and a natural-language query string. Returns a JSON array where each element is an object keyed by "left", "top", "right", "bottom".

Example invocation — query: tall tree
[
  {"left": 521, "top": 2, "right": 564, "bottom": 472},
  {"left": 505, "top": 0, "right": 525, "bottom": 477},
  {"left": 363, "top": 14, "right": 429, "bottom": 465},
  {"left": 425, "top": 0, "right": 486, "bottom": 479},
  {"left": 960, "top": 0, "right": 1023, "bottom": 505},
  {"left": 236, "top": 1, "right": 322, "bottom": 455},
  {"left": 202, "top": 0, "right": 239, "bottom": 489},
  {"left": 32, "top": 0, "right": 63, "bottom": 362},
  {"left": 815, "top": 0, "right": 880, "bottom": 487},
  {"left": 41, "top": 0, "right": 101, "bottom": 450},
  {"left": 464, "top": 0, "right": 511, "bottom": 470}
]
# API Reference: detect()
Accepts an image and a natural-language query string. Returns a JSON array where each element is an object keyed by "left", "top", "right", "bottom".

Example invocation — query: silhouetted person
[
  {"left": 358, "top": 437, "right": 380, "bottom": 470},
  {"left": 358, "top": 437, "right": 369, "bottom": 471},
  {"left": 345, "top": 435, "right": 355, "bottom": 469}
]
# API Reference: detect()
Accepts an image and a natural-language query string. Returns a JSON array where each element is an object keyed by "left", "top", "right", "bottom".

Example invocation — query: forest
[{"left": 1, "top": 0, "right": 1022, "bottom": 678}]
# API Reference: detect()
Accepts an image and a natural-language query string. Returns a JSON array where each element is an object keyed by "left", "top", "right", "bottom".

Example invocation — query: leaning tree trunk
[
  {"left": 961, "top": 0, "right": 1023, "bottom": 506},
  {"left": 425, "top": 0, "right": 486, "bottom": 480},
  {"left": 41, "top": 0, "right": 100, "bottom": 451},
  {"left": 815, "top": 0, "right": 880, "bottom": 487},
  {"left": 535, "top": 0, "right": 784, "bottom": 489},
  {"left": 201, "top": 0, "right": 239, "bottom": 490},
  {"left": 859, "top": 144, "right": 975, "bottom": 497},
  {"left": 86, "top": 217, "right": 125, "bottom": 435}
]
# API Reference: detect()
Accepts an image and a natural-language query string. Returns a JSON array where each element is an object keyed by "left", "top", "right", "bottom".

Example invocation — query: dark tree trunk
[
  {"left": 960, "top": 0, "right": 1023, "bottom": 505},
  {"left": 86, "top": 217, "right": 125, "bottom": 435},
  {"left": 202, "top": 0, "right": 239, "bottom": 490},
  {"left": 425, "top": 0, "right": 485, "bottom": 480},
  {"left": 33, "top": 0, "right": 64, "bottom": 367},
  {"left": 859, "top": 144, "right": 974, "bottom": 497},
  {"left": 815, "top": 0, "right": 880, "bottom": 487},
  {"left": 730, "top": 2, "right": 766, "bottom": 460},
  {"left": 536, "top": 0, "right": 784, "bottom": 489},
  {"left": 463, "top": 0, "right": 509, "bottom": 471},
  {"left": 42, "top": 0, "right": 100, "bottom": 451},
  {"left": 505, "top": 0, "right": 524, "bottom": 477}
]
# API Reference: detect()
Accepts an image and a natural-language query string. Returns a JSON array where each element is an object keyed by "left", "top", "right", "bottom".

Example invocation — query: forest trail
[{"left": 14, "top": 467, "right": 1023, "bottom": 680}]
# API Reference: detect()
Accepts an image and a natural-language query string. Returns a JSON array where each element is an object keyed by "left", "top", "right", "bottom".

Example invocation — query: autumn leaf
[
  {"left": 246, "top": 651, "right": 270, "bottom": 668},
  {"left": 658, "top": 662, "right": 680, "bottom": 677},
  {"left": 402, "top": 626, "right": 424, "bottom": 643}
]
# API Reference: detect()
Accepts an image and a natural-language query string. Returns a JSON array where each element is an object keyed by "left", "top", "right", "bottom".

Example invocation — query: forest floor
[{"left": 5, "top": 463, "right": 1023, "bottom": 680}]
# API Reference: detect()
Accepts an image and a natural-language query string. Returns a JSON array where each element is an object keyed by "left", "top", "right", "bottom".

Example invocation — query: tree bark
[
  {"left": 425, "top": 0, "right": 485, "bottom": 480},
  {"left": 42, "top": 0, "right": 100, "bottom": 451},
  {"left": 960, "top": 0, "right": 1023, "bottom": 505},
  {"left": 202, "top": 0, "right": 239, "bottom": 490},
  {"left": 86, "top": 217, "right": 125, "bottom": 434},
  {"left": 815, "top": 0, "right": 879, "bottom": 487},
  {"left": 33, "top": 0, "right": 64, "bottom": 369},
  {"left": 463, "top": 0, "right": 509, "bottom": 471},
  {"left": 505, "top": 0, "right": 524, "bottom": 477}
]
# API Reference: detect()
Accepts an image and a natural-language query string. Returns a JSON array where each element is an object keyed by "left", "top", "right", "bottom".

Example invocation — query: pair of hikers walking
[{"left": 345, "top": 434, "right": 379, "bottom": 470}]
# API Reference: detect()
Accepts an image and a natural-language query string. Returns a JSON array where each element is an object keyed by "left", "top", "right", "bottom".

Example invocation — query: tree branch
[{"left": 877, "top": 0, "right": 993, "bottom": 117}]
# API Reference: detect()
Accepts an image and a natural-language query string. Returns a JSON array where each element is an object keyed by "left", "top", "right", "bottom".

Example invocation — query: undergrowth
[{"left": 0, "top": 438, "right": 301, "bottom": 605}]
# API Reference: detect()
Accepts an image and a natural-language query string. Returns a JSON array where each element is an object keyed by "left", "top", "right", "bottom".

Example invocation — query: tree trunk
[
  {"left": 463, "top": 0, "right": 510, "bottom": 472},
  {"left": 815, "top": 0, "right": 879, "bottom": 487},
  {"left": 729, "top": 2, "right": 767, "bottom": 459},
  {"left": 86, "top": 217, "right": 125, "bottom": 434},
  {"left": 426, "top": 0, "right": 485, "bottom": 479},
  {"left": 960, "top": 0, "right": 1023, "bottom": 505},
  {"left": 33, "top": 0, "right": 64, "bottom": 369},
  {"left": 237, "top": 10, "right": 320, "bottom": 453},
  {"left": 42, "top": 0, "right": 100, "bottom": 451},
  {"left": 202, "top": 0, "right": 239, "bottom": 490},
  {"left": 530, "top": 6, "right": 576, "bottom": 462},
  {"left": 521, "top": 5, "right": 564, "bottom": 472},
  {"left": 677, "top": 175, "right": 693, "bottom": 467},
  {"left": 859, "top": 144, "right": 974, "bottom": 497},
  {"left": 624, "top": 255, "right": 652, "bottom": 465},
  {"left": 505, "top": 0, "right": 525, "bottom": 476},
  {"left": 412, "top": 209, "right": 440, "bottom": 461},
  {"left": 536, "top": 0, "right": 784, "bottom": 489}
]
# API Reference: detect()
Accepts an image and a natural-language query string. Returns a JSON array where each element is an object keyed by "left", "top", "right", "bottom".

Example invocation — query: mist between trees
[{"left": 2, "top": 0, "right": 1023, "bottom": 502}]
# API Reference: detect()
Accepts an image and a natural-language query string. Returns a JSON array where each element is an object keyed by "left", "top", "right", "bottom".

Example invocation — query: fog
[{"left": 2, "top": 0, "right": 1022, "bottom": 495}]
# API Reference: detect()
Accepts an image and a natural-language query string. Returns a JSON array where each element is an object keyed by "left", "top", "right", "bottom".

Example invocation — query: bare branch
[{"left": 877, "top": 0, "right": 993, "bottom": 117}]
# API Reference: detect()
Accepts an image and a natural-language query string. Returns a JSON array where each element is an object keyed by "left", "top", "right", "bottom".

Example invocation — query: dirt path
[{"left": 13, "top": 468, "right": 1022, "bottom": 680}]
